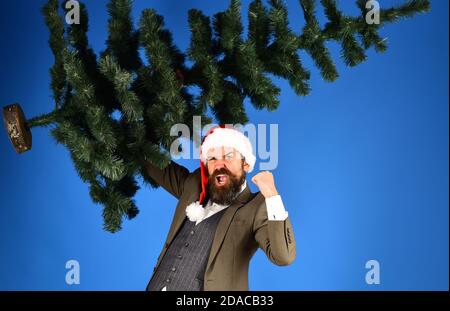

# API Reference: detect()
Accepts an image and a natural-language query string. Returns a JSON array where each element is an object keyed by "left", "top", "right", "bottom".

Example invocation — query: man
[{"left": 145, "top": 125, "right": 296, "bottom": 291}]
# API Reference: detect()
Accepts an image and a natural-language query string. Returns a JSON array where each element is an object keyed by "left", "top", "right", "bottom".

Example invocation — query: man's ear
[{"left": 243, "top": 161, "right": 250, "bottom": 173}]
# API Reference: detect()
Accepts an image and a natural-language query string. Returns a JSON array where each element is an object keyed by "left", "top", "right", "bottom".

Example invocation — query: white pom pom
[{"left": 185, "top": 201, "right": 206, "bottom": 222}]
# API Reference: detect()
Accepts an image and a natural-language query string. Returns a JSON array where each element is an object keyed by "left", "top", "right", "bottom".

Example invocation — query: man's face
[{"left": 205, "top": 146, "right": 250, "bottom": 205}]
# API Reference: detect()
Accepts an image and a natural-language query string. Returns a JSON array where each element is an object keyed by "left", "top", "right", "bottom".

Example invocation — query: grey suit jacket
[{"left": 146, "top": 161, "right": 296, "bottom": 290}]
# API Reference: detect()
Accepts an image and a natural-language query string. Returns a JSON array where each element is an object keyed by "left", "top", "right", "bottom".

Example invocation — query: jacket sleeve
[
  {"left": 252, "top": 195, "right": 296, "bottom": 266},
  {"left": 144, "top": 160, "right": 190, "bottom": 199}
]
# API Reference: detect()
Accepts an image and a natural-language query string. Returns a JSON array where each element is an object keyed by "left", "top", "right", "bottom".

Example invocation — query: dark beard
[{"left": 207, "top": 167, "right": 246, "bottom": 206}]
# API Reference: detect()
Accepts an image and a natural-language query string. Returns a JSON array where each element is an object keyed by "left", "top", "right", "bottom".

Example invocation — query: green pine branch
[{"left": 25, "top": 0, "right": 429, "bottom": 232}]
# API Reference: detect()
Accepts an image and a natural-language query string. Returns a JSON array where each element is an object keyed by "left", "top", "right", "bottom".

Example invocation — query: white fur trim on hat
[
  {"left": 200, "top": 127, "right": 256, "bottom": 172},
  {"left": 186, "top": 201, "right": 206, "bottom": 222}
]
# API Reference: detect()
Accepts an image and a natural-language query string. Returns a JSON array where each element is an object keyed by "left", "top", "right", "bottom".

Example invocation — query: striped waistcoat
[{"left": 146, "top": 207, "right": 226, "bottom": 291}]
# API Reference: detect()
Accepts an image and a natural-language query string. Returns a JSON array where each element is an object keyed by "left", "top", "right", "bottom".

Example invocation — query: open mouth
[{"left": 215, "top": 174, "right": 229, "bottom": 186}]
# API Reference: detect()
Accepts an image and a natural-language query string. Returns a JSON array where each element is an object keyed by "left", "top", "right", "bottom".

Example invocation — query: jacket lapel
[
  {"left": 154, "top": 188, "right": 199, "bottom": 270},
  {"left": 165, "top": 189, "right": 200, "bottom": 247},
  {"left": 206, "top": 186, "right": 253, "bottom": 271},
  {"left": 160, "top": 172, "right": 254, "bottom": 272}
]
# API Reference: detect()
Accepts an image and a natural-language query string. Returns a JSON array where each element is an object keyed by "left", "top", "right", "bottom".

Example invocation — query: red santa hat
[{"left": 185, "top": 125, "right": 256, "bottom": 222}]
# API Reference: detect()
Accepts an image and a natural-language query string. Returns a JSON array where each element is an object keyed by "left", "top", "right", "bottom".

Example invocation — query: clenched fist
[{"left": 251, "top": 171, "right": 279, "bottom": 198}]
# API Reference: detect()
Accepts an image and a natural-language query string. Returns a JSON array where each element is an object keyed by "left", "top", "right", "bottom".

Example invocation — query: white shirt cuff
[{"left": 265, "top": 195, "right": 288, "bottom": 221}]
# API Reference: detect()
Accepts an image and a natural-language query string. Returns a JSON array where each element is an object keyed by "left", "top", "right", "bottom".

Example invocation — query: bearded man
[{"left": 145, "top": 125, "right": 296, "bottom": 291}]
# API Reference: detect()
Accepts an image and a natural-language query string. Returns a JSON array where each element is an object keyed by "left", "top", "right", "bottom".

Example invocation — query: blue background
[{"left": 0, "top": 0, "right": 448, "bottom": 290}]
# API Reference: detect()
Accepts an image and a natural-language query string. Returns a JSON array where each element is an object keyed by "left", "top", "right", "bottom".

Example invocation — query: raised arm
[
  {"left": 144, "top": 160, "right": 190, "bottom": 199},
  {"left": 251, "top": 171, "right": 296, "bottom": 266},
  {"left": 252, "top": 198, "right": 296, "bottom": 266}
]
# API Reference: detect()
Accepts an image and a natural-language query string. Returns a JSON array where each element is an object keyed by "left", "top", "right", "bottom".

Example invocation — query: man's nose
[{"left": 214, "top": 160, "right": 226, "bottom": 170}]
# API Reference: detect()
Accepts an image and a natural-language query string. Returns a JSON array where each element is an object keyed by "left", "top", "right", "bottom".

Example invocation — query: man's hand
[{"left": 251, "top": 171, "right": 279, "bottom": 198}]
